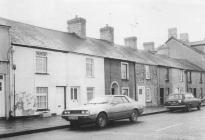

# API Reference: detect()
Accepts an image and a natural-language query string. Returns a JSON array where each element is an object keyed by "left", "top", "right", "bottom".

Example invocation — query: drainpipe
[
  {"left": 134, "top": 63, "right": 137, "bottom": 101},
  {"left": 157, "top": 66, "right": 160, "bottom": 106},
  {"left": 6, "top": 26, "right": 13, "bottom": 120}
]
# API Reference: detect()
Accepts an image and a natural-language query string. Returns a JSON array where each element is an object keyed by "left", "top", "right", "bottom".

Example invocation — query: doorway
[
  {"left": 0, "top": 75, "right": 5, "bottom": 117},
  {"left": 56, "top": 87, "right": 66, "bottom": 115},
  {"left": 160, "top": 88, "right": 164, "bottom": 105},
  {"left": 193, "top": 88, "right": 197, "bottom": 97},
  {"left": 68, "top": 87, "right": 80, "bottom": 108},
  {"left": 137, "top": 86, "right": 146, "bottom": 106},
  {"left": 111, "top": 81, "right": 119, "bottom": 95}
]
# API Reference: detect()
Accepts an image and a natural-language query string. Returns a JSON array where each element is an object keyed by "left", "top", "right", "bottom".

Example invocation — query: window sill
[
  {"left": 35, "top": 73, "right": 49, "bottom": 75},
  {"left": 146, "top": 100, "right": 152, "bottom": 103},
  {"left": 36, "top": 109, "right": 50, "bottom": 112},
  {"left": 121, "top": 78, "right": 129, "bottom": 81},
  {"left": 86, "top": 76, "right": 95, "bottom": 78}
]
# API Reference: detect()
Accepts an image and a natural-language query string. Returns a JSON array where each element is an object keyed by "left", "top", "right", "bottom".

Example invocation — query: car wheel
[
  {"left": 129, "top": 110, "right": 138, "bottom": 122},
  {"left": 70, "top": 121, "right": 80, "bottom": 129},
  {"left": 96, "top": 113, "right": 107, "bottom": 128},
  {"left": 186, "top": 105, "right": 191, "bottom": 112},
  {"left": 197, "top": 104, "right": 201, "bottom": 110}
]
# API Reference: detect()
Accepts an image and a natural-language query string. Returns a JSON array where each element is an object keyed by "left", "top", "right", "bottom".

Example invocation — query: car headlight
[
  {"left": 63, "top": 111, "right": 70, "bottom": 114},
  {"left": 81, "top": 110, "right": 90, "bottom": 114}
]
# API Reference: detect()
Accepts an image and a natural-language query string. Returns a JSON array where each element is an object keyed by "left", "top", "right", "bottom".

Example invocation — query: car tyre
[
  {"left": 197, "top": 104, "right": 201, "bottom": 110},
  {"left": 96, "top": 113, "right": 108, "bottom": 129},
  {"left": 186, "top": 105, "right": 191, "bottom": 112},
  {"left": 129, "top": 110, "right": 138, "bottom": 123}
]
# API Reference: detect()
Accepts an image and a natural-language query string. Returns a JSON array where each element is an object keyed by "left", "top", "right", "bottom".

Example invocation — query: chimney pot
[
  {"left": 124, "top": 36, "right": 137, "bottom": 49},
  {"left": 168, "top": 28, "right": 177, "bottom": 39},
  {"left": 67, "top": 16, "right": 86, "bottom": 39},
  {"left": 100, "top": 24, "right": 114, "bottom": 43},
  {"left": 180, "top": 33, "right": 189, "bottom": 42}
]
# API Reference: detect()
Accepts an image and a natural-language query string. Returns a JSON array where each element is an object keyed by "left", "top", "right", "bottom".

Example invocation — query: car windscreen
[
  {"left": 88, "top": 96, "right": 112, "bottom": 104},
  {"left": 168, "top": 94, "right": 183, "bottom": 100}
]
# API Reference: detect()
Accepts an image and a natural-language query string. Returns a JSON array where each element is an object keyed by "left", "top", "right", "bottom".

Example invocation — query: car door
[
  {"left": 121, "top": 96, "right": 133, "bottom": 117},
  {"left": 108, "top": 96, "right": 126, "bottom": 120}
]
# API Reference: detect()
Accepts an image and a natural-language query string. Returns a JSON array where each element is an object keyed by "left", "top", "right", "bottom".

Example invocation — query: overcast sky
[{"left": 1, "top": 0, "right": 205, "bottom": 49}]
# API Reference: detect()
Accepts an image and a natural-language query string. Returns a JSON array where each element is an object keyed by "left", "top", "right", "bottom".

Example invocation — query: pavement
[{"left": 0, "top": 106, "right": 174, "bottom": 138}]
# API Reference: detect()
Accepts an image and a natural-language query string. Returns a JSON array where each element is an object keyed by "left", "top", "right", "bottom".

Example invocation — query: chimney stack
[
  {"left": 124, "top": 36, "right": 137, "bottom": 49},
  {"left": 100, "top": 24, "right": 114, "bottom": 43},
  {"left": 67, "top": 15, "right": 86, "bottom": 39},
  {"left": 168, "top": 28, "right": 177, "bottom": 39},
  {"left": 143, "top": 42, "right": 155, "bottom": 52},
  {"left": 180, "top": 33, "right": 189, "bottom": 42}
]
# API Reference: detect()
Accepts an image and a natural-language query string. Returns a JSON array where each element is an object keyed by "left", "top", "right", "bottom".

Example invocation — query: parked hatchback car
[
  {"left": 165, "top": 93, "right": 201, "bottom": 112},
  {"left": 61, "top": 95, "right": 144, "bottom": 128}
]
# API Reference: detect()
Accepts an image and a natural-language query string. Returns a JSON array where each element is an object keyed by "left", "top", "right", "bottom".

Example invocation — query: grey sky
[{"left": 1, "top": 0, "right": 205, "bottom": 49}]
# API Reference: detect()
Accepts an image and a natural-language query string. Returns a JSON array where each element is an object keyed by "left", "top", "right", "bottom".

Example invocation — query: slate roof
[
  {"left": 166, "top": 37, "right": 205, "bottom": 55},
  {"left": 189, "top": 40, "right": 205, "bottom": 46},
  {"left": 0, "top": 17, "right": 204, "bottom": 71}
]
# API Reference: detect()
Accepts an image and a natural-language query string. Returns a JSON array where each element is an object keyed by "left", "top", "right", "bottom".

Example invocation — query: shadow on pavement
[{"left": 66, "top": 120, "right": 144, "bottom": 132}]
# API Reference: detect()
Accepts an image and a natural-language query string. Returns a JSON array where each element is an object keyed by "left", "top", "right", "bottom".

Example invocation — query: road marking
[{"left": 155, "top": 123, "right": 182, "bottom": 132}]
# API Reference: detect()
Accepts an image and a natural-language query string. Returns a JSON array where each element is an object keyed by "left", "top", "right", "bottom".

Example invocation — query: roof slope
[
  {"left": 0, "top": 17, "right": 204, "bottom": 71},
  {"left": 166, "top": 37, "right": 205, "bottom": 55}
]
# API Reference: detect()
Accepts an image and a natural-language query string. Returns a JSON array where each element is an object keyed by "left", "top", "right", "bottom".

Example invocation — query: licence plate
[{"left": 68, "top": 116, "right": 78, "bottom": 120}]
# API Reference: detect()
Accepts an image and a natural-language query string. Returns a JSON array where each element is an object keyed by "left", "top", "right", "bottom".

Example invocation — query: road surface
[{"left": 3, "top": 107, "right": 205, "bottom": 140}]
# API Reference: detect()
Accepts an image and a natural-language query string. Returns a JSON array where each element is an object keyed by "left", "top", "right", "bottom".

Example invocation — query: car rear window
[{"left": 168, "top": 94, "right": 183, "bottom": 100}]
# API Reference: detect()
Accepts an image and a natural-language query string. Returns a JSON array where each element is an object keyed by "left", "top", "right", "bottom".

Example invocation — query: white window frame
[
  {"left": 146, "top": 87, "right": 152, "bottom": 102},
  {"left": 87, "top": 87, "right": 95, "bottom": 102},
  {"left": 121, "top": 87, "right": 129, "bottom": 96},
  {"left": 36, "top": 87, "right": 48, "bottom": 110},
  {"left": 121, "top": 62, "right": 129, "bottom": 80},
  {"left": 145, "top": 65, "right": 150, "bottom": 79},
  {"left": 86, "top": 58, "right": 94, "bottom": 77},
  {"left": 165, "top": 68, "right": 169, "bottom": 81},
  {"left": 180, "top": 70, "right": 183, "bottom": 82},
  {"left": 70, "top": 87, "right": 79, "bottom": 101},
  {"left": 36, "top": 51, "right": 48, "bottom": 74}
]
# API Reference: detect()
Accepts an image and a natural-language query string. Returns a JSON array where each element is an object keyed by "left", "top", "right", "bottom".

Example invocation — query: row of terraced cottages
[{"left": 0, "top": 17, "right": 204, "bottom": 119}]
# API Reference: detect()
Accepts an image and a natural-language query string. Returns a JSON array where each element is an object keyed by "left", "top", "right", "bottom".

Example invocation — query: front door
[
  {"left": 0, "top": 75, "right": 5, "bottom": 117},
  {"left": 56, "top": 87, "right": 66, "bottom": 115},
  {"left": 160, "top": 88, "right": 164, "bottom": 105},
  {"left": 193, "top": 88, "right": 197, "bottom": 98},
  {"left": 111, "top": 82, "right": 119, "bottom": 95},
  {"left": 137, "top": 86, "right": 146, "bottom": 106},
  {"left": 68, "top": 87, "right": 80, "bottom": 109}
]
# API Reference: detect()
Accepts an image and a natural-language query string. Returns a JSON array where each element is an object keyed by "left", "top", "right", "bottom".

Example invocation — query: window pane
[
  {"left": 36, "top": 52, "right": 47, "bottom": 73},
  {"left": 121, "top": 63, "right": 128, "bottom": 79},
  {"left": 86, "top": 58, "right": 94, "bottom": 77},
  {"left": 122, "top": 89, "right": 129, "bottom": 96},
  {"left": 0, "top": 75, "right": 3, "bottom": 79},
  {"left": 36, "top": 87, "right": 48, "bottom": 109},
  {"left": 112, "top": 97, "right": 124, "bottom": 104},
  {"left": 0, "top": 82, "right": 2, "bottom": 91},
  {"left": 70, "top": 88, "right": 73, "bottom": 100},
  {"left": 74, "top": 91, "right": 77, "bottom": 100},
  {"left": 87, "top": 87, "right": 94, "bottom": 102}
]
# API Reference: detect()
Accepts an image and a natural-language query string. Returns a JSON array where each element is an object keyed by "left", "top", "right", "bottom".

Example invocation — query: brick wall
[
  {"left": 104, "top": 58, "right": 135, "bottom": 99},
  {"left": 187, "top": 71, "right": 205, "bottom": 98},
  {"left": 135, "top": 64, "right": 158, "bottom": 106}
]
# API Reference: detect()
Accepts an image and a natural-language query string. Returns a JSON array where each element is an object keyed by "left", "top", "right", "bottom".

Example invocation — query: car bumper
[{"left": 61, "top": 114, "right": 97, "bottom": 124}]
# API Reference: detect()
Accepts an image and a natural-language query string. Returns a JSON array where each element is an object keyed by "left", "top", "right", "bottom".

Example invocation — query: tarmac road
[{"left": 2, "top": 107, "right": 205, "bottom": 140}]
